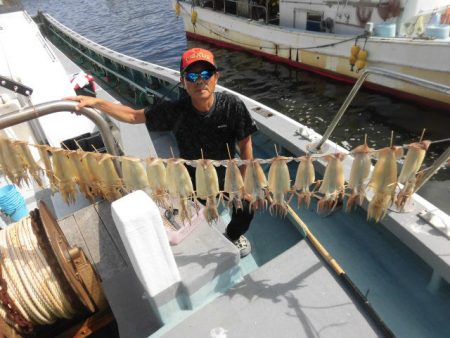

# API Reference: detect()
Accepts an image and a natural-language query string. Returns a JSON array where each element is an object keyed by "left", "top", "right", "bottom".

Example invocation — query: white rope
[
  {"left": 0, "top": 217, "right": 76, "bottom": 328},
  {"left": 19, "top": 218, "right": 76, "bottom": 319},
  {"left": 0, "top": 229, "right": 33, "bottom": 323},
  {"left": 5, "top": 223, "right": 52, "bottom": 324}
]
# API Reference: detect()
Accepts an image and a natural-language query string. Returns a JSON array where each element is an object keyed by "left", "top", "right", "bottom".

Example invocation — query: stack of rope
[{"left": 0, "top": 217, "right": 76, "bottom": 334}]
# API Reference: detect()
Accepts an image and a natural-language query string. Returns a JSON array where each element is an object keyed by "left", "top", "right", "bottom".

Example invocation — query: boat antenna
[
  {"left": 169, "top": 146, "right": 175, "bottom": 158},
  {"left": 274, "top": 144, "right": 279, "bottom": 157},
  {"left": 364, "top": 134, "right": 368, "bottom": 145},
  {"left": 389, "top": 130, "right": 394, "bottom": 148}
]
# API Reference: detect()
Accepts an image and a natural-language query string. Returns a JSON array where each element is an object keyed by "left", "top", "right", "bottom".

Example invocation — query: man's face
[{"left": 181, "top": 62, "right": 218, "bottom": 102}]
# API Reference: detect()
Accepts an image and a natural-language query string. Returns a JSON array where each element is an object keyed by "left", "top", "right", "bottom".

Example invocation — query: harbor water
[{"left": 22, "top": 0, "right": 449, "bottom": 212}]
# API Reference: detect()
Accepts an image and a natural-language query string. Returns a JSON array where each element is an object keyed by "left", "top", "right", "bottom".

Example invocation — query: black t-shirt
[{"left": 144, "top": 92, "right": 258, "bottom": 161}]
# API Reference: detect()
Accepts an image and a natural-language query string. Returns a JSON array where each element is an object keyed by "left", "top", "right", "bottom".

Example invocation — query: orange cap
[{"left": 180, "top": 48, "right": 216, "bottom": 73}]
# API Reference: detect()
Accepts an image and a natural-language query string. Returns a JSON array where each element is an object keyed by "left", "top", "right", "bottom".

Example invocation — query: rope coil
[{"left": 0, "top": 217, "right": 76, "bottom": 333}]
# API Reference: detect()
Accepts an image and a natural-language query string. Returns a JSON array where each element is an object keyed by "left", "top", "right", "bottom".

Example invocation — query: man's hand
[
  {"left": 65, "top": 96, "right": 145, "bottom": 124},
  {"left": 64, "top": 95, "right": 99, "bottom": 111}
]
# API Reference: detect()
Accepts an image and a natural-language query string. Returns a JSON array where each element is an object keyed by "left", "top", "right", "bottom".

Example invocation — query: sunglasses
[{"left": 184, "top": 69, "right": 215, "bottom": 83}]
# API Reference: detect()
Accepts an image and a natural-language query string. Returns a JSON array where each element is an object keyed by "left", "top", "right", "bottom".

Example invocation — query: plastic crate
[{"left": 159, "top": 202, "right": 204, "bottom": 245}]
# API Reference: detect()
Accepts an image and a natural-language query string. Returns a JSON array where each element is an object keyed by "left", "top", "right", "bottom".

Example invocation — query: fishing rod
[{"left": 287, "top": 205, "right": 396, "bottom": 338}]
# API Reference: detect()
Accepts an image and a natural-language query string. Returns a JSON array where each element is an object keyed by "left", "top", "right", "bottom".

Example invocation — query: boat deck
[
  {"left": 163, "top": 240, "right": 380, "bottom": 338},
  {"left": 44, "top": 38, "right": 387, "bottom": 337}
]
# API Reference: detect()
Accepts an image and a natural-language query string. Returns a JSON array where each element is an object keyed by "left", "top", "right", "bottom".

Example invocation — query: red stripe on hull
[{"left": 186, "top": 31, "right": 450, "bottom": 112}]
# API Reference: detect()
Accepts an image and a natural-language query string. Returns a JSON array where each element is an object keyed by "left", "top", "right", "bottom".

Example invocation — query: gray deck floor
[{"left": 163, "top": 240, "right": 380, "bottom": 338}]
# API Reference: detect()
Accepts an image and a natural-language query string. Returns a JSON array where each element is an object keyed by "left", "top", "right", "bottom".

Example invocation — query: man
[{"left": 66, "top": 47, "right": 257, "bottom": 257}]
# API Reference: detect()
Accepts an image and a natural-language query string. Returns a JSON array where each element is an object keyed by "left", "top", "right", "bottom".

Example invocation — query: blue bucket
[
  {"left": 374, "top": 23, "right": 396, "bottom": 38},
  {"left": 0, "top": 184, "right": 28, "bottom": 221},
  {"left": 426, "top": 25, "right": 450, "bottom": 40}
]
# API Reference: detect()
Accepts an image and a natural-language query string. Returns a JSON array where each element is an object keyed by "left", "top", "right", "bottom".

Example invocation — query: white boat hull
[
  {"left": 0, "top": 11, "right": 95, "bottom": 146},
  {"left": 177, "top": 3, "right": 450, "bottom": 109}
]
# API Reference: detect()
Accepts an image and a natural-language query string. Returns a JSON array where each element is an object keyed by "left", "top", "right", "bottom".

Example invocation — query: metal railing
[
  {"left": 312, "top": 67, "right": 450, "bottom": 152},
  {"left": 415, "top": 146, "right": 450, "bottom": 193},
  {"left": 309, "top": 67, "right": 450, "bottom": 194},
  {"left": 0, "top": 100, "right": 121, "bottom": 170}
]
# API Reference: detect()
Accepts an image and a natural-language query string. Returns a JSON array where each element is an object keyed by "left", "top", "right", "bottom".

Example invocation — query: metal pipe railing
[
  {"left": 414, "top": 146, "right": 450, "bottom": 193},
  {"left": 312, "top": 67, "right": 450, "bottom": 151},
  {"left": 0, "top": 100, "right": 121, "bottom": 169}
]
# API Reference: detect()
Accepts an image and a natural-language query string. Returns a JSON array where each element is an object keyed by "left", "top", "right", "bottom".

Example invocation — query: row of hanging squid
[{"left": 0, "top": 136, "right": 433, "bottom": 225}]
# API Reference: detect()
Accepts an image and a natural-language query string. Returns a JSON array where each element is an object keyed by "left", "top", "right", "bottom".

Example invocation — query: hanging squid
[
  {"left": 292, "top": 155, "right": 316, "bottom": 208},
  {"left": 36, "top": 145, "right": 58, "bottom": 192},
  {"left": 67, "top": 150, "right": 97, "bottom": 201},
  {"left": 367, "top": 146, "right": 403, "bottom": 222},
  {"left": 243, "top": 159, "right": 268, "bottom": 212},
  {"left": 84, "top": 152, "right": 103, "bottom": 199},
  {"left": 317, "top": 153, "right": 346, "bottom": 214},
  {"left": 0, "top": 137, "right": 29, "bottom": 187},
  {"left": 195, "top": 159, "right": 220, "bottom": 224},
  {"left": 121, "top": 156, "right": 149, "bottom": 192},
  {"left": 84, "top": 152, "right": 122, "bottom": 201},
  {"left": 396, "top": 140, "right": 431, "bottom": 209},
  {"left": 146, "top": 157, "right": 169, "bottom": 207},
  {"left": 224, "top": 158, "right": 245, "bottom": 210},
  {"left": 14, "top": 141, "right": 44, "bottom": 188},
  {"left": 346, "top": 143, "right": 373, "bottom": 211},
  {"left": 268, "top": 156, "right": 291, "bottom": 216},
  {"left": 96, "top": 153, "right": 123, "bottom": 201},
  {"left": 166, "top": 158, "right": 195, "bottom": 223},
  {"left": 50, "top": 148, "right": 77, "bottom": 204}
]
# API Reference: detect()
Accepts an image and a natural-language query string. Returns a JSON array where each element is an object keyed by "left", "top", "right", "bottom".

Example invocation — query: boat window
[
  {"left": 306, "top": 11, "right": 323, "bottom": 32},
  {"left": 182, "top": 0, "right": 279, "bottom": 24}
]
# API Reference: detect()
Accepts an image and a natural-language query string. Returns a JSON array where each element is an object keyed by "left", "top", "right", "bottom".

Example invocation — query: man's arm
[
  {"left": 239, "top": 135, "right": 253, "bottom": 177},
  {"left": 65, "top": 96, "right": 145, "bottom": 124}
]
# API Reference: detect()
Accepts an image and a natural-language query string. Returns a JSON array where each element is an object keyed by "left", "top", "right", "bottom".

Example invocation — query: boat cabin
[{"left": 189, "top": 0, "right": 450, "bottom": 37}]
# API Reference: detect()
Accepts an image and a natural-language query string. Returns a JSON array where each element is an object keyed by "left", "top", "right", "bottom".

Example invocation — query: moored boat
[{"left": 173, "top": 0, "right": 450, "bottom": 110}]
